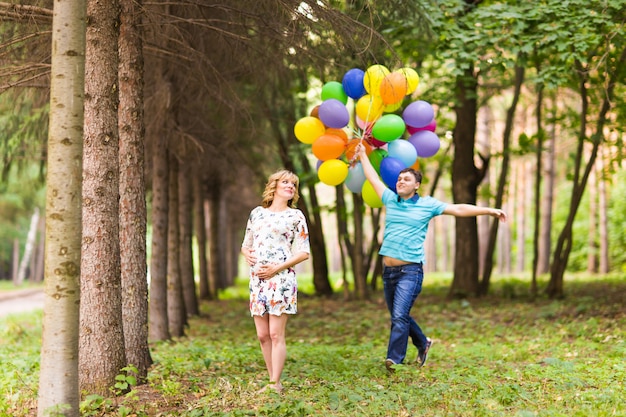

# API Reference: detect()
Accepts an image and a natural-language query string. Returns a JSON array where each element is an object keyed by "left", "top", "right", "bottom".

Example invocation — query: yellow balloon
[
  {"left": 363, "top": 64, "right": 390, "bottom": 95},
  {"left": 362, "top": 180, "right": 383, "bottom": 208},
  {"left": 355, "top": 94, "right": 384, "bottom": 123},
  {"left": 318, "top": 159, "right": 349, "bottom": 186},
  {"left": 399, "top": 67, "right": 420, "bottom": 95},
  {"left": 294, "top": 116, "right": 325, "bottom": 144},
  {"left": 384, "top": 101, "right": 403, "bottom": 113}
]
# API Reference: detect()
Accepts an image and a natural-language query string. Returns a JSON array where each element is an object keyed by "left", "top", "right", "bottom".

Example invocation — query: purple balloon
[
  {"left": 403, "top": 100, "right": 435, "bottom": 128},
  {"left": 318, "top": 99, "right": 350, "bottom": 128},
  {"left": 342, "top": 68, "right": 366, "bottom": 99},
  {"left": 408, "top": 130, "right": 440, "bottom": 158},
  {"left": 380, "top": 156, "right": 406, "bottom": 190}
]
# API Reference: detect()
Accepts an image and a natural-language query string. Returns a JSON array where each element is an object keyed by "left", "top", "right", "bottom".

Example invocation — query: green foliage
[
  {"left": 0, "top": 91, "right": 48, "bottom": 183},
  {"left": 113, "top": 366, "right": 139, "bottom": 395},
  {"left": 1, "top": 275, "right": 625, "bottom": 416}
]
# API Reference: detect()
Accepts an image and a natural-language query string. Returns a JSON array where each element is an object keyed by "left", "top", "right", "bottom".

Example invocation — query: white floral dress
[{"left": 242, "top": 206, "right": 310, "bottom": 316}]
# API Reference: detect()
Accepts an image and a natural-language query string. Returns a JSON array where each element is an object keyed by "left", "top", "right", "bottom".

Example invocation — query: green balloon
[
  {"left": 368, "top": 148, "right": 388, "bottom": 174},
  {"left": 371, "top": 114, "right": 405, "bottom": 142},
  {"left": 321, "top": 81, "right": 348, "bottom": 105}
]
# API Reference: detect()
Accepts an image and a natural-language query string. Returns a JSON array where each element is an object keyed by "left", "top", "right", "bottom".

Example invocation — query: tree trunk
[
  {"left": 16, "top": 208, "right": 40, "bottom": 285},
  {"left": 11, "top": 239, "right": 19, "bottom": 285},
  {"left": 167, "top": 154, "right": 186, "bottom": 337},
  {"left": 207, "top": 183, "right": 221, "bottom": 296},
  {"left": 178, "top": 156, "right": 199, "bottom": 316},
  {"left": 118, "top": 0, "right": 152, "bottom": 381},
  {"left": 515, "top": 162, "right": 528, "bottom": 272},
  {"left": 531, "top": 75, "right": 545, "bottom": 298},
  {"left": 350, "top": 189, "right": 368, "bottom": 299},
  {"left": 335, "top": 185, "right": 352, "bottom": 299},
  {"left": 537, "top": 105, "right": 556, "bottom": 275},
  {"left": 37, "top": 1, "right": 85, "bottom": 413},
  {"left": 79, "top": 0, "right": 127, "bottom": 396},
  {"left": 497, "top": 201, "right": 512, "bottom": 274},
  {"left": 148, "top": 135, "right": 171, "bottom": 341},
  {"left": 587, "top": 165, "right": 598, "bottom": 273},
  {"left": 548, "top": 47, "right": 625, "bottom": 297},
  {"left": 302, "top": 182, "right": 333, "bottom": 296},
  {"left": 598, "top": 146, "right": 610, "bottom": 273},
  {"left": 449, "top": 69, "right": 482, "bottom": 298},
  {"left": 33, "top": 216, "right": 45, "bottom": 282},
  {"left": 479, "top": 62, "right": 523, "bottom": 296},
  {"left": 193, "top": 169, "right": 210, "bottom": 300}
]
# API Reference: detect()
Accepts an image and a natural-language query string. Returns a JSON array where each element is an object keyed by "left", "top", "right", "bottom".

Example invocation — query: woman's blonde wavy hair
[{"left": 261, "top": 169, "right": 300, "bottom": 209}]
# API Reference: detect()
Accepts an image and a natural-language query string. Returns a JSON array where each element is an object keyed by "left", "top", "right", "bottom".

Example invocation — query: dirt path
[{"left": 0, "top": 288, "right": 44, "bottom": 317}]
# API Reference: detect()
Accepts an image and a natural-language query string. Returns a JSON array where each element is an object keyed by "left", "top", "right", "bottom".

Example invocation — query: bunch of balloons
[{"left": 294, "top": 64, "right": 440, "bottom": 207}]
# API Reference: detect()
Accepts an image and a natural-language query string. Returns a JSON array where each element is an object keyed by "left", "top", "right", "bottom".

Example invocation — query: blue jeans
[{"left": 383, "top": 263, "right": 428, "bottom": 364}]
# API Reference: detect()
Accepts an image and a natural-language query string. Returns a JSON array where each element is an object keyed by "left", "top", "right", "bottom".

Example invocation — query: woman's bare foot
[
  {"left": 269, "top": 382, "right": 283, "bottom": 393},
  {"left": 257, "top": 382, "right": 282, "bottom": 394}
]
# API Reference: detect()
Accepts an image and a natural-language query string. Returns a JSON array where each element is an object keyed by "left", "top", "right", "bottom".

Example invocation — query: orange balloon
[
  {"left": 379, "top": 71, "right": 408, "bottom": 105},
  {"left": 310, "top": 105, "right": 320, "bottom": 118},
  {"left": 312, "top": 134, "right": 346, "bottom": 161},
  {"left": 410, "top": 159, "right": 420, "bottom": 171},
  {"left": 325, "top": 128, "right": 349, "bottom": 143},
  {"left": 345, "top": 138, "right": 372, "bottom": 162}
]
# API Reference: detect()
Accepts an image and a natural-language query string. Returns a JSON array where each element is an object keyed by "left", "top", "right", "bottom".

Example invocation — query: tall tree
[
  {"left": 530, "top": 53, "right": 546, "bottom": 298},
  {"left": 167, "top": 153, "right": 186, "bottom": 337},
  {"left": 192, "top": 165, "right": 210, "bottom": 300},
  {"left": 547, "top": 1, "right": 626, "bottom": 297},
  {"left": 79, "top": 0, "right": 127, "bottom": 394},
  {"left": 479, "top": 60, "right": 524, "bottom": 295},
  {"left": 597, "top": 146, "right": 610, "bottom": 273},
  {"left": 37, "top": 0, "right": 85, "bottom": 414},
  {"left": 178, "top": 150, "right": 199, "bottom": 316},
  {"left": 118, "top": 0, "right": 152, "bottom": 380},
  {"left": 147, "top": 95, "right": 171, "bottom": 342},
  {"left": 537, "top": 97, "right": 557, "bottom": 275}
]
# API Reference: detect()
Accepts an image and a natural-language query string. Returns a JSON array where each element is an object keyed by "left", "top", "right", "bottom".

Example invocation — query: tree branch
[{"left": 0, "top": 2, "right": 52, "bottom": 24}]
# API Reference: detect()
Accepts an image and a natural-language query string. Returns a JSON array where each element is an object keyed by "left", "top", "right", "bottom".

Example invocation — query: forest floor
[{"left": 2, "top": 274, "right": 625, "bottom": 416}]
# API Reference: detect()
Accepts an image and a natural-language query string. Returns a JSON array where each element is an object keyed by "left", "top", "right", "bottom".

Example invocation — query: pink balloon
[
  {"left": 407, "top": 118, "right": 436, "bottom": 134},
  {"left": 369, "top": 137, "right": 387, "bottom": 148}
]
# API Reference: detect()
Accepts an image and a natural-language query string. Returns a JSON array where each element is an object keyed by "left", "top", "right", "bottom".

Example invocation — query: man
[{"left": 355, "top": 144, "right": 507, "bottom": 371}]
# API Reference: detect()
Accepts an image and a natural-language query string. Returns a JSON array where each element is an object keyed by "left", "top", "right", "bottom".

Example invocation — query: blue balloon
[
  {"left": 388, "top": 139, "right": 418, "bottom": 167},
  {"left": 380, "top": 156, "right": 407, "bottom": 190},
  {"left": 342, "top": 68, "right": 366, "bottom": 99},
  {"left": 345, "top": 163, "right": 366, "bottom": 193}
]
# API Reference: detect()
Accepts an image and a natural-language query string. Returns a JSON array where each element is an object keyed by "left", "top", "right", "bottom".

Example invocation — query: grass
[{"left": 1, "top": 274, "right": 625, "bottom": 416}]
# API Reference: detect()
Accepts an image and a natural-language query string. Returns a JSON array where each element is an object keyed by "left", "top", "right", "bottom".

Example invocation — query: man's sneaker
[
  {"left": 384, "top": 358, "right": 396, "bottom": 373},
  {"left": 417, "top": 338, "right": 433, "bottom": 367}
]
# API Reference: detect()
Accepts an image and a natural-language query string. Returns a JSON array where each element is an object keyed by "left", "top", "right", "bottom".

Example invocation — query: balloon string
[{"left": 348, "top": 95, "right": 375, "bottom": 166}]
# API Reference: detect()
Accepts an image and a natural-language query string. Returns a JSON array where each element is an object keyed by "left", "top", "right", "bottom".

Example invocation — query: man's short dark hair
[{"left": 399, "top": 168, "right": 422, "bottom": 184}]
